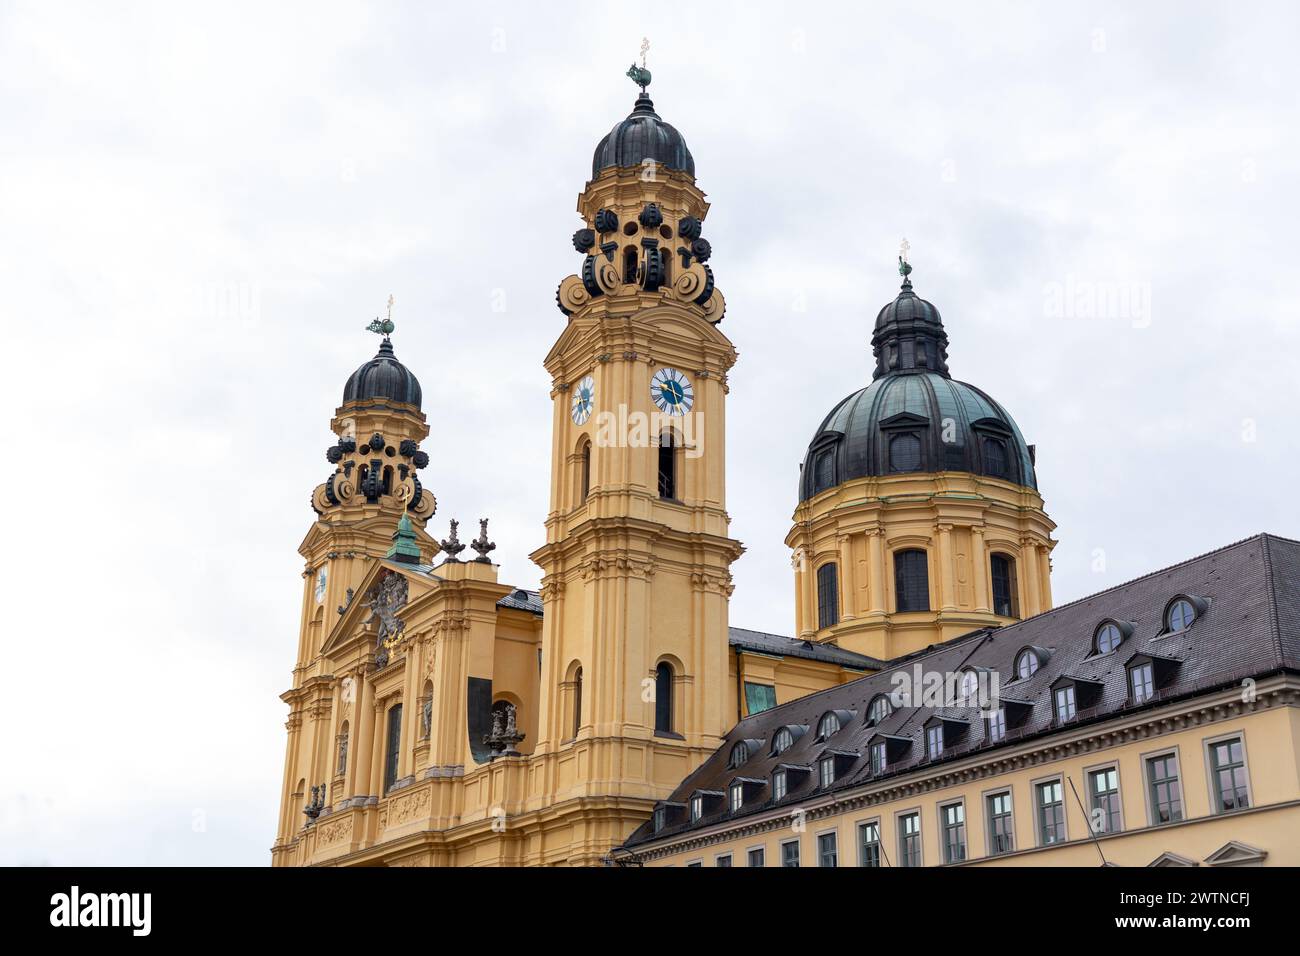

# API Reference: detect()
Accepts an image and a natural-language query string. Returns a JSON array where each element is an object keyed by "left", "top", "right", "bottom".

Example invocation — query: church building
[{"left": 272, "top": 71, "right": 1300, "bottom": 868}]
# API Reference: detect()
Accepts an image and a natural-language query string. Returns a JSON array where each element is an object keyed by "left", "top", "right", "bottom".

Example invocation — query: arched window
[
  {"left": 1166, "top": 598, "right": 1197, "bottom": 632},
  {"left": 817, "top": 712, "right": 841, "bottom": 740},
  {"left": 868, "top": 695, "right": 893, "bottom": 725},
  {"left": 659, "top": 247, "right": 671, "bottom": 285},
  {"left": 894, "top": 549, "right": 930, "bottom": 612},
  {"left": 382, "top": 465, "right": 393, "bottom": 496},
  {"left": 816, "top": 563, "right": 839, "bottom": 629},
  {"left": 336, "top": 721, "right": 349, "bottom": 776},
  {"left": 990, "top": 553, "right": 1018, "bottom": 617},
  {"left": 889, "top": 433, "right": 922, "bottom": 473},
  {"left": 1095, "top": 622, "right": 1123, "bottom": 654},
  {"left": 654, "top": 661, "right": 674, "bottom": 733},
  {"left": 772, "top": 727, "right": 794, "bottom": 756},
  {"left": 383, "top": 703, "right": 403, "bottom": 794},
  {"left": 657, "top": 430, "right": 677, "bottom": 500},
  {"left": 623, "top": 246, "right": 639, "bottom": 284},
  {"left": 812, "top": 447, "right": 835, "bottom": 494},
  {"left": 983, "top": 437, "right": 1008, "bottom": 479},
  {"left": 571, "top": 666, "right": 583, "bottom": 739},
  {"left": 1015, "top": 649, "right": 1040, "bottom": 680},
  {"left": 580, "top": 440, "right": 591, "bottom": 503},
  {"left": 728, "top": 741, "right": 749, "bottom": 769}
]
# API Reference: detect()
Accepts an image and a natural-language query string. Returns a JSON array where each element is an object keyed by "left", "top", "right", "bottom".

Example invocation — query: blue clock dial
[
  {"left": 651, "top": 367, "right": 694, "bottom": 416},
  {"left": 571, "top": 375, "right": 595, "bottom": 425}
]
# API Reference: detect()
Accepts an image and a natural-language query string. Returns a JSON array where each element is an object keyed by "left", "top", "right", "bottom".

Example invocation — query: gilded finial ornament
[
  {"left": 627, "top": 37, "right": 651, "bottom": 91},
  {"left": 366, "top": 294, "right": 396, "bottom": 336}
]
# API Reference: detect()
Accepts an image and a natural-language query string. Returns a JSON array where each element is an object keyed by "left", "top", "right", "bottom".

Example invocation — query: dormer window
[
  {"left": 689, "top": 794, "right": 703, "bottom": 822},
  {"left": 1014, "top": 647, "right": 1048, "bottom": 680},
  {"left": 868, "top": 695, "right": 893, "bottom": 725},
  {"left": 1094, "top": 621, "right": 1125, "bottom": 655},
  {"left": 772, "top": 727, "right": 793, "bottom": 755},
  {"left": 1166, "top": 598, "right": 1197, "bottom": 632},
  {"left": 729, "top": 780, "right": 744, "bottom": 812},
  {"left": 870, "top": 740, "right": 887, "bottom": 774},
  {"left": 889, "top": 433, "right": 922, "bottom": 473},
  {"left": 926, "top": 723, "right": 944, "bottom": 759},
  {"left": 772, "top": 769, "right": 788, "bottom": 801},
  {"left": 817, "top": 711, "right": 850, "bottom": 740},
  {"left": 812, "top": 447, "right": 835, "bottom": 494},
  {"left": 1130, "top": 661, "right": 1155, "bottom": 703},
  {"left": 653, "top": 806, "right": 666, "bottom": 832},
  {"left": 982, "top": 437, "right": 1009, "bottom": 479},
  {"left": 958, "top": 669, "right": 980, "bottom": 704},
  {"left": 1054, "top": 685, "right": 1076, "bottom": 721},
  {"left": 728, "top": 741, "right": 749, "bottom": 769},
  {"left": 818, "top": 755, "right": 835, "bottom": 789}
]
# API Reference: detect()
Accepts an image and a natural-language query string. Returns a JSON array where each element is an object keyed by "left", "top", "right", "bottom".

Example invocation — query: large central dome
[{"left": 798, "top": 274, "right": 1037, "bottom": 501}]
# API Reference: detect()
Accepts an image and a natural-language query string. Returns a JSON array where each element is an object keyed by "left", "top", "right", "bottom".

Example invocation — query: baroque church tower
[{"left": 529, "top": 69, "right": 741, "bottom": 852}]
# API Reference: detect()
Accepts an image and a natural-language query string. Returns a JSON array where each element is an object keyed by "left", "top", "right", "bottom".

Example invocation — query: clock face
[
  {"left": 571, "top": 375, "right": 595, "bottom": 425},
  {"left": 314, "top": 568, "right": 328, "bottom": 603},
  {"left": 651, "top": 367, "right": 693, "bottom": 416}
]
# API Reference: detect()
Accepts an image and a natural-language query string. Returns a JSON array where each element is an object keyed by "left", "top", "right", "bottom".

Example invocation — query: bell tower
[{"left": 529, "top": 64, "right": 741, "bottom": 856}]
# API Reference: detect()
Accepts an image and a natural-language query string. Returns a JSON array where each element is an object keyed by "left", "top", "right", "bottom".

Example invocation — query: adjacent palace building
[{"left": 273, "top": 73, "right": 1300, "bottom": 867}]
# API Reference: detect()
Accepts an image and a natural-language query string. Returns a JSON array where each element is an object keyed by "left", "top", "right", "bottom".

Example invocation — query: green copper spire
[{"left": 386, "top": 507, "right": 421, "bottom": 564}]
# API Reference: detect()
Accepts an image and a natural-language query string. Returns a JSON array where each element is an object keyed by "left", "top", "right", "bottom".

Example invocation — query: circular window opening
[
  {"left": 659, "top": 224, "right": 672, "bottom": 239},
  {"left": 1167, "top": 599, "right": 1196, "bottom": 632},
  {"left": 623, "top": 222, "right": 638, "bottom": 236},
  {"left": 1095, "top": 622, "right": 1122, "bottom": 654}
]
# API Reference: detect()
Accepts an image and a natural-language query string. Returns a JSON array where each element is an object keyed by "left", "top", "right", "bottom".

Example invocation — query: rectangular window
[
  {"left": 818, "top": 832, "right": 838, "bottom": 868},
  {"left": 773, "top": 770, "right": 787, "bottom": 801},
  {"left": 652, "top": 807, "right": 666, "bottom": 832},
  {"left": 1037, "top": 779, "right": 1066, "bottom": 845},
  {"left": 818, "top": 758, "right": 835, "bottom": 789},
  {"left": 927, "top": 724, "right": 944, "bottom": 759},
  {"left": 747, "top": 847, "right": 764, "bottom": 868},
  {"left": 715, "top": 854, "right": 732, "bottom": 868},
  {"left": 1088, "top": 767, "right": 1122, "bottom": 834},
  {"left": 1130, "top": 663, "right": 1154, "bottom": 703},
  {"left": 986, "top": 708, "right": 1006, "bottom": 743},
  {"left": 1054, "top": 685, "right": 1077, "bottom": 722},
  {"left": 941, "top": 803, "right": 966, "bottom": 864},
  {"left": 744, "top": 682, "right": 777, "bottom": 715},
  {"left": 383, "top": 703, "right": 403, "bottom": 794},
  {"left": 1209, "top": 737, "right": 1250, "bottom": 812},
  {"left": 689, "top": 794, "right": 703, "bottom": 822},
  {"left": 781, "top": 840, "right": 800, "bottom": 868},
  {"left": 686, "top": 860, "right": 702, "bottom": 868},
  {"left": 729, "top": 783, "right": 743, "bottom": 812},
  {"left": 898, "top": 812, "right": 922, "bottom": 868},
  {"left": 817, "top": 563, "right": 839, "bottom": 629},
  {"left": 987, "top": 791, "right": 1014, "bottom": 855},
  {"left": 991, "top": 554, "right": 1018, "bottom": 617},
  {"left": 858, "top": 822, "right": 881, "bottom": 867},
  {"left": 870, "top": 741, "right": 887, "bottom": 775},
  {"left": 1146, "top": 753, "right": 1183, "bottom": 824}
]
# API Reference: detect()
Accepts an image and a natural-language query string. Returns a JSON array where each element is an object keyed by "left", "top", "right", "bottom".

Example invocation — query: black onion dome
[
  {"left": 592, "top": 92, "right": 694, "bottom": 179},
  {"left": 799, "top": 279, "right": 1037, "bottom": 502},
  {"left": 342, "top": 337, "right": 422, "bottom": 408}
]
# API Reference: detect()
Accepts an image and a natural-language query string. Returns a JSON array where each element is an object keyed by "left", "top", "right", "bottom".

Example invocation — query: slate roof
[
  {"left": 497, "top": 588, "right": 542, "bottom": 614},
  {"left": 728, "top": 626, "right": 882, "bottom": 670},
  {"left": 625, "top": 533, "right": 1300, "bottom": 848}
]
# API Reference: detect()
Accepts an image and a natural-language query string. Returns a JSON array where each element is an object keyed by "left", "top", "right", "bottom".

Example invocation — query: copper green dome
[{"left": 798, "top": 277, "right": 1037, "bottom": 502}]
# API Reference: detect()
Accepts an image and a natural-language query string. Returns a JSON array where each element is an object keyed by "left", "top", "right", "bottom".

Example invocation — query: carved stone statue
[
  {"left": 483, "top": 701, "right": 525, "bottom": 758},
  {"left": 363, "top": 572, "right": 408, "bottom": 666},
  {"left": 439, "top": 519, "right": 466, "bottom": 562}
]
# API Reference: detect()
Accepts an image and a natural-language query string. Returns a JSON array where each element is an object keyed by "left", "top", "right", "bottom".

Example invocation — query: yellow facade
[{"left": 787, "top": 470, "right": 1055, "bottom": 661}]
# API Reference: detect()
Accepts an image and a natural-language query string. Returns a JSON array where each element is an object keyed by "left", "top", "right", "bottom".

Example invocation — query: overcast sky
[{"left": 2, "top": 1, "right": 1296, "bottom": 865}]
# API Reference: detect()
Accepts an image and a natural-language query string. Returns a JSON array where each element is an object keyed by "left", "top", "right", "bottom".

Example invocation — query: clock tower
[{"left": 528, "top": 67, "right": 741, "bottom": 857}]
